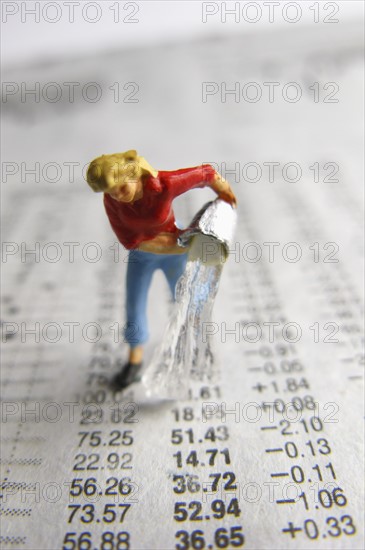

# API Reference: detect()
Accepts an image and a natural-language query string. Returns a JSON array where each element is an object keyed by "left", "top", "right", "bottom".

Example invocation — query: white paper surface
[{"left": 1, "top": 8, "right": 364, "bottom": 549}]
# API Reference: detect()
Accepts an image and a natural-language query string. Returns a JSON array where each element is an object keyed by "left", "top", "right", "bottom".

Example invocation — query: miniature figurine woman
[{"left": 86, "top": 150, "right": 236, "bottom": 389}]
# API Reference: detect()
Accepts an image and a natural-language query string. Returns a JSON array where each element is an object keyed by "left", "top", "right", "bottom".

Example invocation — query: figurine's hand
[
  {"left": 218, "top": 188, "right": 237, "bottom": 208},
  {"left": 211, "top": 173, "right": 237, "bottom": 208}
]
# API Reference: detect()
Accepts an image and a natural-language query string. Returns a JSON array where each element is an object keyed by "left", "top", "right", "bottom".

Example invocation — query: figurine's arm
[
  {"left": 162, "top": 166, "right": 237, "bottom": 208},
  {"left": 138, "top": 231, "right": 186, "bottom": 255}
]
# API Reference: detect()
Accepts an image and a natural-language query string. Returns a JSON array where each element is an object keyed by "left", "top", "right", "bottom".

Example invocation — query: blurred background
[{"left": 2, "top": 0, "right": 364, "bottom": 172}]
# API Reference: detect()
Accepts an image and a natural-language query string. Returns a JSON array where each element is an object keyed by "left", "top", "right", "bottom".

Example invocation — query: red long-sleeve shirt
[{"left": 103, "top": 165, "right": 216, "bottom": 249}]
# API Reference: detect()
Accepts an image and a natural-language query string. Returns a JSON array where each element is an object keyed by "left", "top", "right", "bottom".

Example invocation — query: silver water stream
[{"left": 142, "top": 200, "right": 237, "bottom": 399}]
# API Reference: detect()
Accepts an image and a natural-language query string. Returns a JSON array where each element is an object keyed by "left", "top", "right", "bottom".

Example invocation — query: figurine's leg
[
  {"left": 160, "top": 253, "right": 188, "bottom": 299},
  {"left": 125, "top": 250, "right": 157, "bottom": 354},
  {"left": 114, "top": 251, "right": 158, "bottom": 390}
]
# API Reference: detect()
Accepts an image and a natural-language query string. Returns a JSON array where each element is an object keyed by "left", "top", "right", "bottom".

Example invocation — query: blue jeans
[{"left": 124, "top": 250, "right": 188, "bottom": 347}]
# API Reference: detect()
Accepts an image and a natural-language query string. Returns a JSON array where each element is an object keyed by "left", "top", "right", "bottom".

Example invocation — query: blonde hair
[{"left": 86, "top": 150, "right": 158, "bottom": 192}]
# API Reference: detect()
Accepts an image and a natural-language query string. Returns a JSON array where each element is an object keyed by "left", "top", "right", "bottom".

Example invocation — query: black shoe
[{"left": 112, "top": 362, "right": 143, "bottom": 390}]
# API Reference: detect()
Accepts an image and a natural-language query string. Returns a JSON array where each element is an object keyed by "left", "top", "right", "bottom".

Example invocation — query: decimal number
[
  {"left": 175, "top": 527, "right": 244, "bottom": 549},
  {"left": 80, "top": 403, "right": 138, "bottom": 424},
  {"left": 78, "top": 430, "right": 133, "bottom": 447},
  {"left": 171, "top": 426, "right": 229, "bottom": 445},
  {"left": 283, "top": 516, "right": 356, "bottom": 540},
  {"left": 262, "top": 394, "right": 316, "bottom": 413},
  {"left": 69, "top": 477, "right": 136, "bottom": 498},
  {"left": 73, "top": 452, "right": 132, "bottom": 471},
  {"left": 173, "top": 472, "right": 237, "bottom": 494},
  {"left": 174, "top": 499, "right": 241, "bottom": 522},
  {"left": 62, "top": 531, "right": 130, "bottom": 549},
  {"left": 67, "top": 503, "right": 131, "bottom": 524},
  {"left": 173, "top": 449, "right": 231, "bottom": 468}
]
